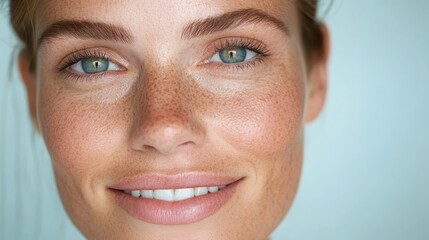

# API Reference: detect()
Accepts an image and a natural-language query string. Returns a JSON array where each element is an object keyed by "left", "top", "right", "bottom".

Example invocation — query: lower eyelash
[
  {"left": 60, "top": 70, "right": 109, "bottom": 83},
  {"left": 212, "top": 56, "right": 266, "bottom": 73},
  {"left": 58, "top": 38, "right": 268, "bottom": 81},
  {"left": 206, "top": 37, "right": 270, "bottom": 72}
]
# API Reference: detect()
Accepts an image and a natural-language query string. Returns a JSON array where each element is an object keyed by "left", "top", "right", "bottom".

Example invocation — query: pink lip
[
  {"left": 109, "top": 173, "right": 243, "bottom": 225},
  {"left": 110, "top": 173, "right": 241, "bottom": 190}
]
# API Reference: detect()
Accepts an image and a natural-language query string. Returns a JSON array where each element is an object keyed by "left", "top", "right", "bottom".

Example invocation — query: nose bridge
[
  {"left": 142, "top": 67, "right": 189, "bottom": 122},
  {"left": 130, "top": 66, "right": 204, "bottom": 155}
]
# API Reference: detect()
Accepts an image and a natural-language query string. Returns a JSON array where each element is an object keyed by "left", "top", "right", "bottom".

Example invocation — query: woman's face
[{"left": 22, "top": 0, "right": 327, "bottom": 239}]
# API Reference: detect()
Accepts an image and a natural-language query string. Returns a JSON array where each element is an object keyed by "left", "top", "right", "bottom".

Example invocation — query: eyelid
[
  {"left": 200, "top": 36, "right": 270, "bottom": 64},
  {"left": 198, "top": 37, "right": 270, "bottom": 73},
  {"left": 57, "top": 47, "right": 129, "bottom": 73},
  {"left": 208, "top": 48, "right": 258, "bottom": 63}
]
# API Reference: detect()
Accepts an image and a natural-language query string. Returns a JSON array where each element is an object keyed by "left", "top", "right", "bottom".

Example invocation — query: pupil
[
  {"left": 228, "top": 50, "right": 236, "bottom": 59},
  {"left": 82, "top": 58, "right": 109, "bottom": 73},
  {"left": 219, "top": 47, "right": 246, "bottom": 63}
]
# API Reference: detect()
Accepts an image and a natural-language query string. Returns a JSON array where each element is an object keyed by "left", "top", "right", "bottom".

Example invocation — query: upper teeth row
[{"left": 124, "top": 185, "right": 226, "bottom": 201}]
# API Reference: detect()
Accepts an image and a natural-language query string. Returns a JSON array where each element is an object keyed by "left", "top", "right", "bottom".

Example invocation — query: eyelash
[
  {"left": 58, "top": 49, "right": 107, "bottom": 71},
  {"left": 57, "top": 49, "right": 119, "bottom": 82},
  {"left": 57, "top": 38, "right": 270, "bottom": 82},
  {"left": 207, "top": 37, "right": 271, "bottom": 72}
]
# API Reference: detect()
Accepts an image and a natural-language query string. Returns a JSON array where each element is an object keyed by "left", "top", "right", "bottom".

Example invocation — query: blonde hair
[
  {"left": 9, "top": 0, "right": 38, "bottom": 70},
  {"left": 9, "top": 0, "right": 324, "bottom": 71}
]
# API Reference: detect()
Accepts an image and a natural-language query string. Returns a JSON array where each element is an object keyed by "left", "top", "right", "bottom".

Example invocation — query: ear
[
  {"left": 18, "top": 50, "right": 40, "bottom": 133},
  {"left": 304, "top": 24, "right": 330, "bottom": 123}
]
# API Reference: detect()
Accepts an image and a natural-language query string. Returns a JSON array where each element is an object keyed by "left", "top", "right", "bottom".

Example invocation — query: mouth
[
  {"left": 109, "top": 173, "right": 243, "bottom": 225},
  {"left": 123, "top": 185, "right": 227, "bottom": 201}
]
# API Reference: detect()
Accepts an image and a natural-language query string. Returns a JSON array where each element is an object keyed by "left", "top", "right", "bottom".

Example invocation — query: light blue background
[{"left": 1, "top": 1, "right": 429, "bottom": 239}]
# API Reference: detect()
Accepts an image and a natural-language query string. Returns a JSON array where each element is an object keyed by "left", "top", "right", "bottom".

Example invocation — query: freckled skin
[{"left": 22, "top": 0, "right": 328, "bottom": 239}]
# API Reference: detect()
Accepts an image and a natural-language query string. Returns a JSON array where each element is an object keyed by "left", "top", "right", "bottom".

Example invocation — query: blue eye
[
  {"left": 210, "top": 47, "right": 257, "bottom": 64},
  {"left": 70, "top": 58, "right": 120, "bottom": 74}
]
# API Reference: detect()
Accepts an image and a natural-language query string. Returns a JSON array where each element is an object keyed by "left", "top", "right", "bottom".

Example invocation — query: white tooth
[
  {"left": 141, "top": 190, "right": 154, "bottom": 199},
  {"left": 219, "top": 185, "right": 226, "bottom": 190},
  {"left": 124, "top": 190, "right": 131, "bottom": 194},
  {"left": 174, "top": 188, "right": 195, "bottom": 201},
  {"left": 131, "top": 190, "right": 141, "bottom": 198},
  {"left": 208, "top": 186, "right": 219, "bottom": 193},
  {"left": 194, "top": 187, "right": 208, "bottom": 196},
  {"left": 154, "top": 189, "right": 174, "bottom": 202}
]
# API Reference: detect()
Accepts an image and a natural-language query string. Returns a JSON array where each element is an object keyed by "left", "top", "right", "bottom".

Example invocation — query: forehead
[{"left": 36, "top": 0, "right": 299, "bottom": 34}]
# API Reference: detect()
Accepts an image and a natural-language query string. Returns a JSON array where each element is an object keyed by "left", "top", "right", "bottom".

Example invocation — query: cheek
[
  {"left": 38, "top": 85, "right": 128, "bottom": 175},
  {"left": 36, "top": 80, "right": 131, "bottom": 234},
  {"left": 204, "top": 64, "right": 306, "bottom": 238},
  {"left": 212, "top": 64, "right": 306, "bottom": 158}
]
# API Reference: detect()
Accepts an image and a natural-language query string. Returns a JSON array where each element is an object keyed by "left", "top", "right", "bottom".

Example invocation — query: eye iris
[
  {"left": 219, "top": 47, "right": 246, "bottom": 63},
  {"left": 81, "top": 58, "right": 109, "bottom": 73}
]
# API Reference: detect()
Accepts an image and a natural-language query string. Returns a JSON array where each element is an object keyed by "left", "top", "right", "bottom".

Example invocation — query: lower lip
[{"left": 111, "top": 180, "right": 240, "bottom": 225}]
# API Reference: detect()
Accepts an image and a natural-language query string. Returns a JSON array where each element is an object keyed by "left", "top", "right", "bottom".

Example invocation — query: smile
[
  {"left": 123, "top": 185, "right": 227, "bottom": 201},
  {"left": 110, "top": 173, "right": 242, "bottom": 225}
]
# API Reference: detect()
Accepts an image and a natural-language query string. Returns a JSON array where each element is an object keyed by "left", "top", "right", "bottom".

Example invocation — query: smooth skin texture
[{"left": 19, "top": 0, "right": 329, "bottom": 239}]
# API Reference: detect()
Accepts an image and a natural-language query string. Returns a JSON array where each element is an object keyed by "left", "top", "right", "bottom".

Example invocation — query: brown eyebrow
[
  {"left": 37, "top": 9, "right": 286, "bottom": 49},
  {"left": 182, "top": 8, "right": 289, "bottom": 39},
  {"left": 37, "top": 20, "right": 133, "bottom": 49}
]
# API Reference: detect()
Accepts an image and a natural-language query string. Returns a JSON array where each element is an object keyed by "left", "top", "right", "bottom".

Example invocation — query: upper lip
[{"left": 109, "top": 172, "right": 243, "bottom": 190}]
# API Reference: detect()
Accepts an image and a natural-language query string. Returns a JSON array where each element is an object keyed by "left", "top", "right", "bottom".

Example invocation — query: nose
[{"left": 129, "top": 71, "right": 205, "bottom": 155}]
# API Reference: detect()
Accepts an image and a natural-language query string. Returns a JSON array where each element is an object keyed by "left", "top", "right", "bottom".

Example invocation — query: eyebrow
[
  {"left": 37, "top": 8, "right": 287, "bottom": 49},
  {"left": 182, "top": 8, "right": 289, "bottom": 39},
  {"left": 37, "top": 20, "right": 133, "bottom": 49}
]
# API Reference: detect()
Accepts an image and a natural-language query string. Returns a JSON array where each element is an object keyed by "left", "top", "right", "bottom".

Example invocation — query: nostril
[
  {"left": 129, "top": 116, "right": 206, "bottom": 155},
  {"left": 141, "top": 140, "right": 195, "bottom": 153},
  {"left": 179, "top": 141, "right": 194, "bottom": 147},
  {"left": 142, "top": 145, "right": 156, "bottom": 152}
]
